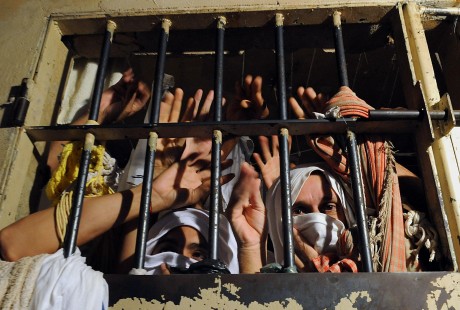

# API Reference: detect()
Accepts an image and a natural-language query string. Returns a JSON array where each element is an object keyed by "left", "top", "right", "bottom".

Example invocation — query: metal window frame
[{"left": 6, "top": 3, "right": 460, "bottom": 306}]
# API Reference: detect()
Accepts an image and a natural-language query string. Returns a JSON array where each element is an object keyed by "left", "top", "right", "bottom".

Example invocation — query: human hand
[
  {"left": 150, "top": 150, "right": 233, "bottom": 213},
  {"left": 154, "top": 89, "right": 215, "bottom": 178},
  {"left": 253, "top": 135, "right": 292, "bottom": 189},
  {"left": 226, "top": 162, "right": 267, "bottom": 249},
  {"left": 290, "top": 86, "right": 373, "bottom": 119},
  {"left": 160, "top": 263, "right": 171, "bottom": 275},
  {"left": 99, "top": 68, "right": 151, "bottom": 124},
  {"left": 289, "top": 86, "right": 328, "bottom": 119},
  {"left": 292, "top": 227, "right": 320, "bottom": 272},
  {"left": 225, "top": 75, "right": 268, "bottom": 121}
]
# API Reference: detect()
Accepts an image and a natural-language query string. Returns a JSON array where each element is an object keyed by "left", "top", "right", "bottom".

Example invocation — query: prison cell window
[{"left": 2, "top": 2, "right": 460, "bottom": 306}]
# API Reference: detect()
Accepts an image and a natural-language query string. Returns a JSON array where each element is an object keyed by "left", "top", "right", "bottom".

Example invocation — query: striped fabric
[
  {"left": 311, "top": 256, "right": 358, "bottom": 273},
  {"left": 306, "top": 86, "right": 406, "bottom": 272}
]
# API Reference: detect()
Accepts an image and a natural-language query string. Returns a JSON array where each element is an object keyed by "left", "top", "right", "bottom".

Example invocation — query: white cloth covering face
[
  {"left": 293, "top": 213, "right": 345, "bottom": 254},
  {"left": 144, "top": 208, "right": 239, "bottom": 274},
  {"left": 30, "top": 248, "right": 108, "bottom": 310},
  {"left": 266, "top": 163, "right": 356, "bottom": 263}
]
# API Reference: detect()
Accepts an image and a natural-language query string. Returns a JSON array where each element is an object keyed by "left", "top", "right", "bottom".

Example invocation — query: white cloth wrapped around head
[
  {"left": 266, "top": 163, "right": 356, "bottom": 263},
  {"left": 144, "top": 208, "right": 239, "bottom": 274}
]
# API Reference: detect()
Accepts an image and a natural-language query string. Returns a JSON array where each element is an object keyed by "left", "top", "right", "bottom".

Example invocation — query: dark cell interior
[{"left": 67, "top": 23, "right": 416, "bottom": 173}]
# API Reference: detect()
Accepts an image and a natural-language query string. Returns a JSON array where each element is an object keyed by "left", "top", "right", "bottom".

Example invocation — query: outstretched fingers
[
  {"left": 169, "top": 88, "right": 184, "bottom": 122},
  {"left": 290, "top": 86, "right": 328, "bottom": 119},
  {"left": 197, "top": 90, "right": 214, "bottom": 122}
]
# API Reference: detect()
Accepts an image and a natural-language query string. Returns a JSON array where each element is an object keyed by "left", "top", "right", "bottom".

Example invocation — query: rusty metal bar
[
  {"left": 63, "top": 20, "right": 117, "bottom": 258},
  {"left": 275, "top": 13, "right": 296, "bottom": 273},
  {"left": 333, "top": 11, "right": 373, "bottom": 272},
  {"left": 134, "top": 19, "right": 171, "bottom": 269}
]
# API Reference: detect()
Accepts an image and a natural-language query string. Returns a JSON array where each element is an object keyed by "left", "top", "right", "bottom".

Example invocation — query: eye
[
  {"left": 319, "top": 203, "right": 337, "bottom": 214},
  {"left": 192, "top": 250, "right": 207, "bottom": 261},
  {"left": 292, "top": 205, "right": 310, "bottom": 216}
]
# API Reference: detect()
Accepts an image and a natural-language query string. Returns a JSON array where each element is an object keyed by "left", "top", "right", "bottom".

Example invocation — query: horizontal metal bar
[
  {"left": 25, "top": 110, "right": 460, "bottom": 142},
  {"left": 24, "top": 119, "right": 424, "bottom": 142},
  {"left": 369, "top": 110, "right": 460, "bottom": 120},
  {"left": 421, "top": 6, "right": 460, "bottom": 16}
]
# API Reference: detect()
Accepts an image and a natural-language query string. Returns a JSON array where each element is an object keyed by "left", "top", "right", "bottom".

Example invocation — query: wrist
[{"left": 238, "top": 244, "right": 264, "bottom": 274}]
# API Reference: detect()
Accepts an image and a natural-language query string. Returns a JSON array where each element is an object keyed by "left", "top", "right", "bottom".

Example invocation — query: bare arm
[{"left": 0, "top": 147, "right": 231, "bottom": 261}]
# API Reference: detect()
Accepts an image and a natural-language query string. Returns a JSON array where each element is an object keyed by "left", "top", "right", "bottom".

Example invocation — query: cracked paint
[
  {"left": 426, "top": 273, "right": 460, "bottom": 309},
  {"left": 110, "top": 277, "right": 302, "bottom": 309},
  {"left": 334, "top": 291, "right": 372, "bottom": 310}
]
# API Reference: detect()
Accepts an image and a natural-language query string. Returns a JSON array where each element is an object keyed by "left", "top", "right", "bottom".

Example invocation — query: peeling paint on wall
[
  {"left": 109, "top": 277, "right": 302, "bottom": 309},
  {"left": 334, "top": 291, "right": 372, "bottom": 310},
  {"left": 426, "top": 273, "right": 460, "bottom": 309}
]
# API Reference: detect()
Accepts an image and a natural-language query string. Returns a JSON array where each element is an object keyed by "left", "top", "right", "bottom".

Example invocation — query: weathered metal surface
[
  {"left": 56, "top": 6, "right": 394, "bottom": 35},
  {"left": 105, "top": 272, "right": 460, "bottom": 309},
  {"left": 391, "top": 3, "right": 458, "bottom": 271},
  {"left": 25, "top": 119, "right": 425, "bottom": 142},
  {"left": 398, "top": 2, "right": 460, "bottom": 270}
]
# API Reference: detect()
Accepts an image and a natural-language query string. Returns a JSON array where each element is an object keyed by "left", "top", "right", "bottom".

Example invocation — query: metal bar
[
  {"left": 333, "top": 11, "right": 373, "bottom": 272},
  {"left": 275, "top": 13, "right": 296, "bottom": 273},
  {"left": 63, "top": 20, "right": 117, "bottom": 258},
  {"left": 213, "top": 17, "right": 225, "bottom": 123},
  {"left": 346, "top": 131, "right": 373, "bottom": 272},
  {"left": 369, "top": 110, "right": 460, "bottom": 120},
  {"left": 402, "top": 2, "right": 460, "bottom": 268},
  {"left": 88, "top": 21, "right": 116, "bottom": 122},
  {"left": 421, "top": 6, "right": 460, "bottom": 16},
  {"left": 208, "top": 16, "right": 226, "bottom": 261},
  {"left": 332, "top": 12, "right": 349, "bottom": 88},
  {"left": 27, "top": 116, "right": 444, "bottom": 143},
  {"left": 134, "top": 19, "right": 171, "bottom": 270}
]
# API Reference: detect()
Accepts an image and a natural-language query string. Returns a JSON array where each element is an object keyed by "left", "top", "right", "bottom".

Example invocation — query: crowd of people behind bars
[{"left": 0, "top": 67, "right": 440, "bottom": 274}]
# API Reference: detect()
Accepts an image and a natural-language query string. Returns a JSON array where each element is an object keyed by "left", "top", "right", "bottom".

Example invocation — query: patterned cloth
[
  {"left": 306, "top": 86, "right": 406, "bottom": 272},
  {"left": 311, "top": 256, "right": 358, "bottom": 273}
]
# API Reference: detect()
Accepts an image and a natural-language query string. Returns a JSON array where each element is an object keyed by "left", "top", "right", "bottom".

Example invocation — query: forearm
[
  {"left": 0, "top": 189, "right": 139, "bottom": 261},
  {"left": 117, "top": 219, "right": 138, "bottom": 273},
  {"left": 46, "top": 114, "right": 90, "bottom": 173},
  {"left": 238, "top": 243, "right": 266, "bottom": 274}
]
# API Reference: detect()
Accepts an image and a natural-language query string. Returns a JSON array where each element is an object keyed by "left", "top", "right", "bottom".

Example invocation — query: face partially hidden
[
  {"left": 152, "top": 226, "right": 209, "bottom": 261},
  {"left": 292, "top": 171, "right": 346, "bottom": 224}
]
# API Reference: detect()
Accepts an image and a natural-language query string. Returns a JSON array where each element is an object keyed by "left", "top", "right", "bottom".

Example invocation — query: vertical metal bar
[
  {"left": 333, "top": 12, "right": 349, "bottom": 88},
  {"left": 63, "top": 20, "right": 117, "bottom": 258},
  {"left": 88, "top": 21, "right": 117, "bottom": 122},
  {"left": 333, "top": 11, "right": 373, "bottom": 272},
  {"left": 346, "top": 131, "right": 373, "bottom": 272},
  {"left": 275, "top": 13, "right": 296, "bottom": 273},
  {"left": 134, "top": 19, "right": 171, "bottom": 269},
  {"left": 208, "top": 16, "right": 226, "bottom": 261}
]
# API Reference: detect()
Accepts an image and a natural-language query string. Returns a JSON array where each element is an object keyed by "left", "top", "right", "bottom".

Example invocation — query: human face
[
  {"left": 152, "top": 226, "right": 209, "bottom": 261},
  {"left": 292, "top": 172, "right": 346, "bottom": 223}
]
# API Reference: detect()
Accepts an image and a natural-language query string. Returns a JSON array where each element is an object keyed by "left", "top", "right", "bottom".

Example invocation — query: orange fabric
[
  {"left": 311, "top": 256, "right": 358, "bottom": 273},
  {"left": 306, "top": 86, "right": 406, "bottom": 272}
]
